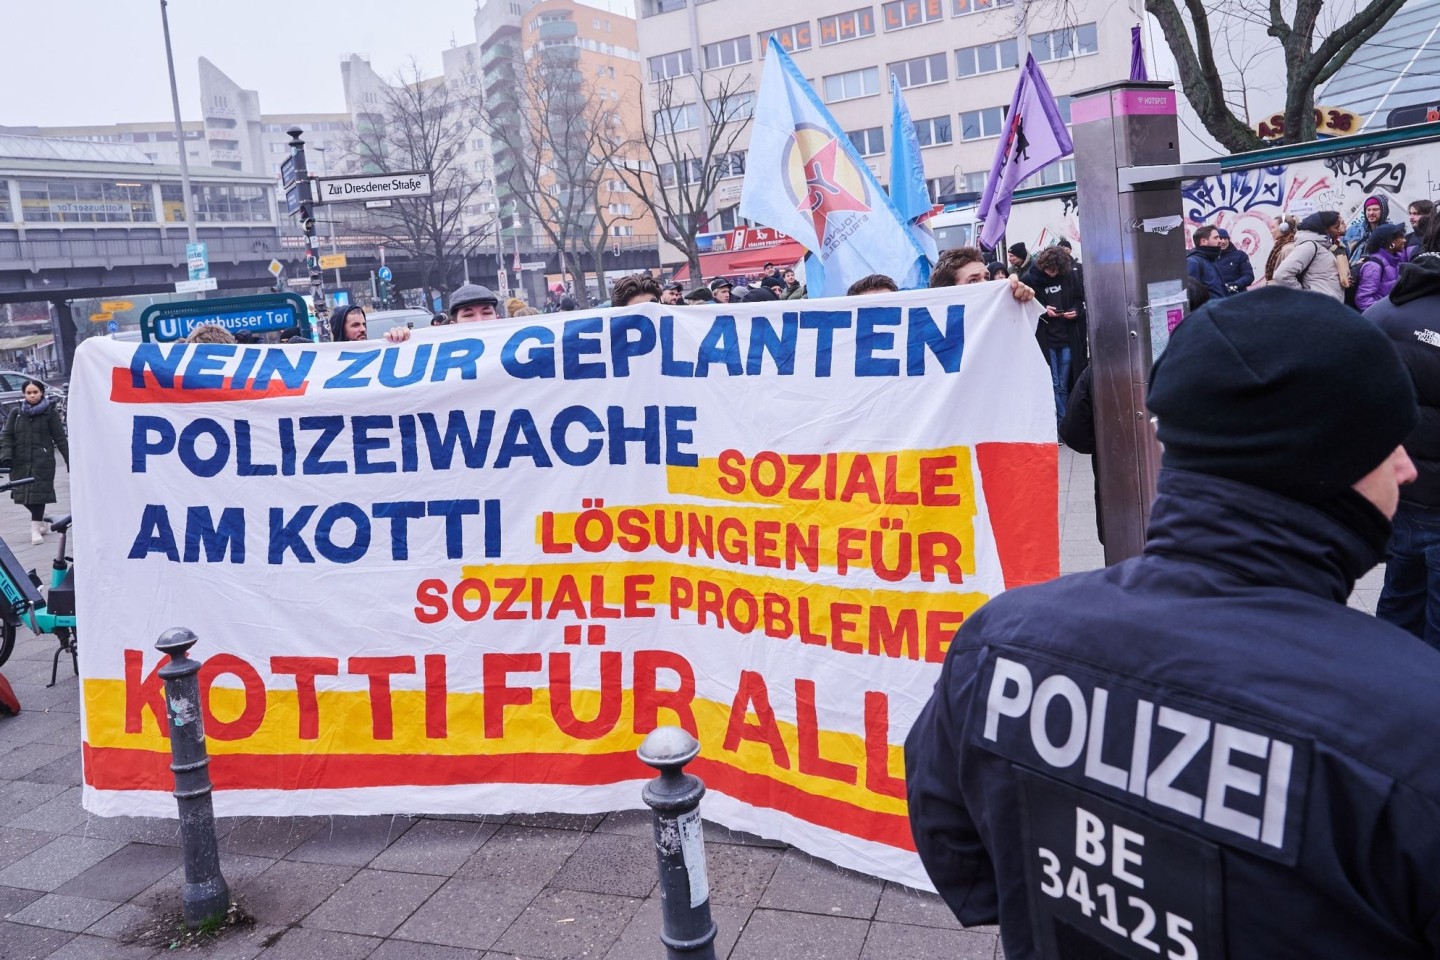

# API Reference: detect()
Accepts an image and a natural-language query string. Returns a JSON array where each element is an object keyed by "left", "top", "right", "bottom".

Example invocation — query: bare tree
[
  {"left": 617, "top": 71, "right": 753, "bottom": 283},
  {"left": 480, "top": 47, "right": 638, "bottom": 306},
  {"left": 344, "top": 61, "right": 492, "bottom": 305},
  {"left": 1146, "top": 0, "right": 1407, "bottom": 151}
]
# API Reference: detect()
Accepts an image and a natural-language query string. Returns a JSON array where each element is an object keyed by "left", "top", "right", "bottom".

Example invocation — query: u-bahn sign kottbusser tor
[
  {"left": 314, "top": 172, "right": 433, "bottom": 205},
  {"left": 139, "top": 293, "right": 312, "bottom": 343}
]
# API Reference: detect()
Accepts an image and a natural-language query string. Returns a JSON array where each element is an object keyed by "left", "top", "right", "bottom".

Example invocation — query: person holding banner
[
  {"left": 0, "top": 380, "right": 68, "bottom": 545},
  {"left": 328, "top": 305, "right": 411, "bottom": 344},
  {"left": 906, "top": 287, "right": 1440, "bottom": 960}
]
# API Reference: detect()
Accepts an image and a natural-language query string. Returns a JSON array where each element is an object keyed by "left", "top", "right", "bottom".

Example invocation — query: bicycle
[{"left": 0, "top": 478, "right": 77, "bottom": 687}]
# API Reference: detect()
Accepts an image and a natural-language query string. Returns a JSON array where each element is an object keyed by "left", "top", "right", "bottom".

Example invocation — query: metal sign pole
[
  {"left": 286, "top": 128, "right": 328, "bottom": 331},
  {"left": 1069, "top": 81, "right": 1218, "bottom": 563}
]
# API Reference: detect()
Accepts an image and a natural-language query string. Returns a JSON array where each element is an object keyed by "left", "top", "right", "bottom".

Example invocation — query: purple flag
[
  {"left": 1130, "top": 25, "right": 1148, "bottom": 81},
  {"left": 976, "top": 55, "right": 1074, "bottom": 250}
]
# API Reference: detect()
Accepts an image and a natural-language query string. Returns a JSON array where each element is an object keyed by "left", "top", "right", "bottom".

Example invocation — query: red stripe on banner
[
  {"left": 689, "top": 757, "right": 915, "bottom": 851},
  {"left": 975, "top": 442, "right": 1060, "bottom": 589},
  {"left": 110, "top": 368, "right": 308, "bottom": 403},
  {"left": 82, "top": 745, "right": 913, "bottom": 850}
]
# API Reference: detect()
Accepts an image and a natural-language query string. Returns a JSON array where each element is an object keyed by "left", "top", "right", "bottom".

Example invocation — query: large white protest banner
[{"left": 71, "top": 284, "right": 1057, "bottom": 888}]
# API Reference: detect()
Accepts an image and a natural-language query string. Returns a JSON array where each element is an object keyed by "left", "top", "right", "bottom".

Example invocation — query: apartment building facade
[{"left": 636, "top": 0, "right": 1142, "bottom": 264}]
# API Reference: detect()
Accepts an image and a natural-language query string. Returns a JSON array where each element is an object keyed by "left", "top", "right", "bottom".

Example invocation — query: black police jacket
[
  {"left": 906, "top": 469, "right": 1440, "bottom": 960},
  {"left": 1366, "top": 258, "right": 1440, "bottom": 511}
]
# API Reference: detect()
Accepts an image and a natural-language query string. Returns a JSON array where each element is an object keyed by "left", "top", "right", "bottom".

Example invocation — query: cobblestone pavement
[{"left": 0, "top": 449, "right": 1383, "bottom": 959}]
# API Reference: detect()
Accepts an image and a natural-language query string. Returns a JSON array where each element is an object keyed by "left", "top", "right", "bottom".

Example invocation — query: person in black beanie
[{"left": 907, "top": 285, "right": 1440, "bottom": 960}]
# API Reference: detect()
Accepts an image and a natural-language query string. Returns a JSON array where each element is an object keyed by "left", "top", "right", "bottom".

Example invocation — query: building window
[
  {"left": 823, "top": 66, "right": 880, "bottom": 102},
  {"left": 1056, "top": 95, "right": 1072, "bottom": 124},
  {"left": 819, "top": 7, "right": 876, "bottom": 44},
  {"left": 925, "top": 175, "right": 957, "bottom": 202},
  {"left": 648, "top": 49, "right": 692, "bottom": 81},
  {"left": 1031, "top": 22, "right": 1098, "bottom": 62},
  {"left": 847, "top": 127, "right": 885, "bottom": 156},
  {"left": 913, "top": 115, "right": 953, "bottom": 146},
  {"left": 655, "top": 103, "right": 699, "bottom": 134},
  {"left": 607, "top": 178, "right": 630, "bottom": 192},
  {"left": 960, "top": 106, "right": 1006, "bottom": 140},
  {"left": 715, "top": 150, "right": 747, "bottom": 178},
  {"left": 608, "top": 202, "right": 632, "bottom": 215},
  {"left": 18, "top": 179, "right": 157, "bottom": 223},
  {"left": 702, "top": 36, "right": 753, "bottom": 68},
  {"left": 953, "top": 0, "right": 1014, "bottom": 14},
  {"left": 0, "top": 185, "right": 11, "bottom": 223},
  {"left": 881, "top": 0, "right": 944, "bottom": 31},
  {"left": 758, "top": 22, "right": 812, "bottom": 54},
  {"left": 707, "top": 91, "right": 755, "bottom": 122},
  {"left": 964, "top": 171, "right": 988, "bottom": 193},
  {"left": 660, "top": 157, "right": 705, "bottom": 186},
  {"left": 269, "top": 143, "right": 286, "bottom": 154},
  {"left": 888, "top": 52, "right": 947, "bottom": 88},
  {"left": 181, "top": 183, "right": 271, "bottom": 222},
  {"left": 956, "top": 38, "right": 1018, "bottom": 77}
]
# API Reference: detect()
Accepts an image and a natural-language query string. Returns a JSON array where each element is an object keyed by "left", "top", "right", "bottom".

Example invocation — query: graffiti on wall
[{"left": 1007, "top": 137, "right": 1439, "bottom": 280}]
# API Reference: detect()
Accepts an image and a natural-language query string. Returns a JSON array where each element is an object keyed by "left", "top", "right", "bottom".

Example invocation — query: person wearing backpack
[
  {"left": 1354, "top": 224, "right": 1410, "bottom": 312},
  {"left": 1271, "top": 211, "right": 1346, "bottom": 301}
]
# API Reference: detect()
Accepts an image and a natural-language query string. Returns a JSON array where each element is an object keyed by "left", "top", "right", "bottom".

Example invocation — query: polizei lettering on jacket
[{"left": 974, "top": 653, "right": 1306, "bottom": 860}]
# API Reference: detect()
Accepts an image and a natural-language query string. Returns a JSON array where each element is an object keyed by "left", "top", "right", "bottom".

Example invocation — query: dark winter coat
[
  {"left": 1354, "top": 246, "right": 1405, "bottom": 312},
  {"left": 1215, "top": 245, "right": 1255, "bottom": 293},
  {"left": 1365, "top": 253, "right": 1440, "bottom": 510},
  {"left": 1021, "top": 265, "right": 1088, "bottom": 390},
  {"left": 1185, "top": 245, "right": 1228, "bottom": 299},
  {"left": 0, "top": 399, "right": 68, "bottom": 506},
  {"left": 906, "top": 469, "right": 1440, "bottom": 960}
]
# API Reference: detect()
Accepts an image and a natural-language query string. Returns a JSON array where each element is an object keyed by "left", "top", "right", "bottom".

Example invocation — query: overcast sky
[{"left": 1, "top": 0, "right": 635, "bottom": 128}]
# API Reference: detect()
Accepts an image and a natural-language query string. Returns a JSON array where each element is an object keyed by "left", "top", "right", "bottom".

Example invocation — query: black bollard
[
  {"left": 156, "top": 627, "right": 230, "bottom": 930},
  {"left": 638, "top": 727, "right": 717, "bottom": 959}
]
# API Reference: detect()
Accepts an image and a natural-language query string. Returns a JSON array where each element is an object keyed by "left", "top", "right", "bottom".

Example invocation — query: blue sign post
[
  {"left": 139, "top": 293, "right": 311, "bottom": 343},
  {"left": 106, "top": 320, "right": 119, "bottom": 334},
  {"left": 377, "top": 265, "right": 393, "bottom": 282}
]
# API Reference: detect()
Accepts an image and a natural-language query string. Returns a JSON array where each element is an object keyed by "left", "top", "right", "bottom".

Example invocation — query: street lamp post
[{"left": 159, "top": 0, "right": 202, "bottom": 299}]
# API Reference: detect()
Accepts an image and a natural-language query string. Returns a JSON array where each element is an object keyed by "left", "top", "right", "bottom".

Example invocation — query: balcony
[
  {"left": 538, "top": 20, "right": 577, "bottom": 40},
  {"left": 641, "top": 0, "right": 687, "bottom": 15}
]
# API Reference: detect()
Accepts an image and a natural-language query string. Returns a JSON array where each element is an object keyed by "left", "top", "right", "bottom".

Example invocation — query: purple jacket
[{"left": 1355, "top": 248, "right": 1407, "bottom": 312}]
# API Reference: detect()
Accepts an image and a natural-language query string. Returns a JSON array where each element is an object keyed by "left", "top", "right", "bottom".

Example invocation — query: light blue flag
[
  {"left": 889, "top": 74, "right": 938, "bottom": 277},
  {"left": 739, "top": 39, "right": 929, "bottom": 296}
]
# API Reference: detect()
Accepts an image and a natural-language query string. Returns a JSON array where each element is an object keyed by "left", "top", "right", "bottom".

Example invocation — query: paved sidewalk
[{"left": 0, "top": 450, "right": 1383, "bottom": 959}]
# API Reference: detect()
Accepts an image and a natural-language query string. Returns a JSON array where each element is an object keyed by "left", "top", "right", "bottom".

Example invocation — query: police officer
[
  {"left": 448, "top": 283, "right": 501, "bottom": 323},
  {"left": 906, "top": 287, "right": 1440, "bottom": 960}
]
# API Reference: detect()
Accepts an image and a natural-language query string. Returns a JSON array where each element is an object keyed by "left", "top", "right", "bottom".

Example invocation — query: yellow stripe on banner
[
  {"left": 82, "top": 680, "right": 908, "bottom": 816},
  {"left": 536, "top": 447, "right": 978, "bottom": 579}
]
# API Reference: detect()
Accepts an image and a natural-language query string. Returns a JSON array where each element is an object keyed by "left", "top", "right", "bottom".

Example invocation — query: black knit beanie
[
  {"left": 1147, "top": 287, "right": 1417, "bottom": 503},
  {"left": 1009, "top": 243, "right": 1028, "bottom": 260}
]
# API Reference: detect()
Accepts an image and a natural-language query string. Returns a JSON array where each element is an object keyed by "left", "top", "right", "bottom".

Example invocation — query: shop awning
[
  {"left": 671, "top": 239, "right": 807, "bottom": 284},
  {"left": 0, "top": 336, "right": 53, "bottom": 351}
]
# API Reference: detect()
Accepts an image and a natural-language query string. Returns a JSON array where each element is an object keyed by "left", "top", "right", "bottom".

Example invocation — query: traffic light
[{"left": 378, "top": 278, "right": 393, "bottom": 309}]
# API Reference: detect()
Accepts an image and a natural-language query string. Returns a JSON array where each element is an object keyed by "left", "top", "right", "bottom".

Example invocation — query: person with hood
[
  {"left": 1271, "top": 211, "right": 1346, "bottom": 301},
  {"left": 1367, "top": 237, "right": 1440, "bottom": 647},
  {"left": 448, "top": 283, "right": 502, "bottom": 322},
  {"left": 1344, "top": 194, "right": 1391, "bottom": 258},
  {"left": 328, "top": 304, "right": 411, "bottom": 343},
  {"left": 1021, "top": 246, "right": 1087, "bottom": 422},
  {"left": 907, "top": 286, "right": 1440, "bottom": 960},
  {"left": 1354, "top": 224, "right": 1410, "bottom": 312},
  {"left": 1185, "top": 224, "right": 1229, "bottom": 299},
  {"left": 1214, "top": 228, "right": 1255, "bottom": 294},
  {"left": 0, "top": 380, "right": 68, "bottom": 544}
]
